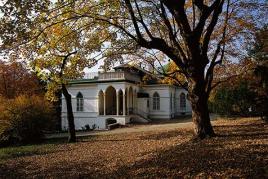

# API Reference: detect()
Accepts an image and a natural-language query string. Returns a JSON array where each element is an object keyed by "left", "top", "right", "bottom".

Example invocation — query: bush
[{"left": 0, "top": 95, "right": 55, "bottom": 146}]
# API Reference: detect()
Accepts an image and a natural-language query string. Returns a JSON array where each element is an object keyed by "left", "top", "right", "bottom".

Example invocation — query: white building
[{"left": 61, "top": 64, "right": 192, "bottom": 130}]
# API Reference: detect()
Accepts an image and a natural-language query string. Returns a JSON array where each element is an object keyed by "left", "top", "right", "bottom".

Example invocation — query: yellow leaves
[{"left": 160, "top": 61, "right": 186, "bottom": 85}]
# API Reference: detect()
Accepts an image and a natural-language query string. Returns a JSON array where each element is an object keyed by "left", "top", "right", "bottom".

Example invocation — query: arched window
[
  {"left": 153, "top": 92, "right": 160, "bottom": 110},
  {"left": 180, "top": 93, "right": 186, "bottom": 110},
  {"left": 76, "top": 92, "right": 84, "bottom": 111}
]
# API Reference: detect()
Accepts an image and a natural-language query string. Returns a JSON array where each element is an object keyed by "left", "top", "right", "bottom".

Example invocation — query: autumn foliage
[
  {"left": 0, "top": 60, "right": 43, "bottom": 99},
  {"left": 0, "top": 95, "right": 55, "bottom": 146}
]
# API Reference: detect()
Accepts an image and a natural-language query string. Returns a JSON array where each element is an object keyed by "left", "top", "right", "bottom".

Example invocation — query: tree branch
[
  {"left": 134, "top": 0, "right": 154, "bottom": 39},
  {"left": 59, "top": 51, "right": 77, "bottom": 79},
  {"left": 161, "top": 0, "right": 192, "bottom": 36},
  {"left": 202, "top": 0, "right": 225, "bottom": 54}
]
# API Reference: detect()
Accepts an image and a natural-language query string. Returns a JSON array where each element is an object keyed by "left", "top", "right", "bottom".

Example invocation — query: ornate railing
[
  {"left": 76, "top": 71, "right": 140, "bottom": 82},
  {"left": 99, "top": 71, "right": 124, "bottom": 80},
  {"left": 99, "top": 71, "right": 140, "bottom": 82},
  {"left": 83, "top": 72, "right": 99, "bottom": 79}
]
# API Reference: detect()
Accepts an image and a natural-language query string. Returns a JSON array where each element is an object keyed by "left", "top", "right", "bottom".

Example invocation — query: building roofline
[
  {"left": 68, "top": 79, "right": 137, "bottom": 85},
  {"left": 143, "top": 84, "right": 185, "bottom": 88}
]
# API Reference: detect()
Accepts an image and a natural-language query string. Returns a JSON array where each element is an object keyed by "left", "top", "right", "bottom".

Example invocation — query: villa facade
[{"left": 61, "top": 64, "right": 192, "bottom": 130}]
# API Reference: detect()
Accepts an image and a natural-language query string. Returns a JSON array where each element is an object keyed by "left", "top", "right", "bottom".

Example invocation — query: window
[
  {"left": 76, "top": 92, "right": 84, "bottom": 111},
  {"left": 180, "top": 93, "right": 186, "bottom": 110},
  {"left": 153, "top": 92, "right": 160, "bottom": 110}
]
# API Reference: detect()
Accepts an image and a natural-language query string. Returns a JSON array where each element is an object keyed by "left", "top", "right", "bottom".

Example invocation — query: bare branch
[
  {"left": 134, "top": 0, "right": 154, "bottom": 39},
  {"left": 202, "top": 0, "right": 225, "bottom": 54},
  {"left": 161, "top": 0, "right": 192, "bottom": 36}
]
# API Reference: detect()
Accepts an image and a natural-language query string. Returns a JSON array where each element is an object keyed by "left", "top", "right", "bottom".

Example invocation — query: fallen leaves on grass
[{"left": 0, "top": 117, "right": 267, "bottom": 178}]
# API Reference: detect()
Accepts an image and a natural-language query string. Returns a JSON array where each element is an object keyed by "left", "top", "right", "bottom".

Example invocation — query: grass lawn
[{"left": 0, "top": 117, "right": 267, "bottom": 178}]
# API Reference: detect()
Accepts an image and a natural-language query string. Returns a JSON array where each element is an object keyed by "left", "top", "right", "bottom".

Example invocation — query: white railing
[
  {"left": 99, "top": 71, "right": 141, "bottom": 82},
  {"left": 99, "top": 71, "right": 125, "bottom": 80},
  {"left": 75, "top": 71, "right": 141, "bottom": 82},
  {"left": 83, "top": 72, "right": 99, "bottom": 79}
]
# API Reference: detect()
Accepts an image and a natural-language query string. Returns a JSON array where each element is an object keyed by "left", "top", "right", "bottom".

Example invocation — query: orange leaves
[{"left": 0, "top": 60, "right": 43, "bottom": 99}]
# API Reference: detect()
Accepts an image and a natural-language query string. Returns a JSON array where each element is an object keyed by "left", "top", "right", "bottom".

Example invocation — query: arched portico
[
  {"left": 98, "top": 85, "right": 135, "bottom": 116},
  {"left": 105, "top": 86, "right": 117, "bottom": 115},
  {"left": 125, "top": 88, "right": 128, "bottom": 115}
]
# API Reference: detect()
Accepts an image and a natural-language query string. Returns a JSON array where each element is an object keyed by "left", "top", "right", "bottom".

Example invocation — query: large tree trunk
[
  {"left": 188, "top": 74, "right": 215, "bottom": 139},
  {"left": 62, "top": 84, "right": 76, "bottom": 143}
]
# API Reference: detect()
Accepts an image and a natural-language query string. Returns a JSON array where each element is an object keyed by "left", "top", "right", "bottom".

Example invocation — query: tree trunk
[
  {"left": 188, "top": 75, "right": 215, "bottom": 139},
  {"left": 62, "top": 84, "right": 76, "bottom": 143}
]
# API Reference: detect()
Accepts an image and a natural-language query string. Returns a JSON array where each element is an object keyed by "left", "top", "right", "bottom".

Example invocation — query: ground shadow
[{"left": 0, "top": 119, "right": 267, "bottom": 178}]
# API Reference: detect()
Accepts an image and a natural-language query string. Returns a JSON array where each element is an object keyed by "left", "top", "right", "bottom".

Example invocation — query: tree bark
[
  {"left": 62, "top": 84, "right": 76, "bottom": 143},
  {"left": 188, "top": 73, "right": 215, "bottom": 139}
]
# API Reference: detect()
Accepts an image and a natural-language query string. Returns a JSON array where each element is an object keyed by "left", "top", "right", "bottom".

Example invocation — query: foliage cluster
[
  {"left": 0, "top": 60, "right": 44, "bottom": 99},
  {"left": 0, "top": 95, "right": 56, "bottom": 146},
  {"left": 209, "top": 80, "right": 256, "bottom": 116}
]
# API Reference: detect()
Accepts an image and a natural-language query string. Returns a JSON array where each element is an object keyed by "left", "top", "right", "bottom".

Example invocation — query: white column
[
  {"left": 116, "top": 92, "right": 119, "bottom": 116},
  {"left": 104, "top": 94, "right": 106, "bottom": 116},
  {"left": 123, "top": 93, "right": 126, "bottom": 116}
]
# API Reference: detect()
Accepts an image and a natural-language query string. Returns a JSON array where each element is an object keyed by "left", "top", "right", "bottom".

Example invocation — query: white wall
[
  {"left": 61, "top": 82, "right": 140, "bottom": 130},
  {"left": 61, "top": 83, "right": 104, "bottom": 130},
  {"left": 61, "top": 82, "right": 192, "bottom": 130},
  {"left": 142, "top": 85, "right": 192, "bottom": 120},
  {"left": 143, "top": 85, "right": 172, "bottom": 119},
  {"left": 137, "top": 98, "right": 149, "bottom": 118}
]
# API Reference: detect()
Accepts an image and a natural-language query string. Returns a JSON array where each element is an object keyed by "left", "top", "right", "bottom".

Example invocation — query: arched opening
[
  {"left": 129, "top": 86, "right": 133, "bottom": 114},
  {"left": 125, "top": 88, "right": 128, "bottom": 114},
  {"left": 153, "top": 92, "right": 160, "bottom": 110},
  {"left": 98, "top": 90, "right": 104, "bottom": 115},
  {"left": 105, "top": 86, "right": 116, "bottom": 115},
  {"left": 118, "top": 89, "right": 123, "bottom": 115},
  {"left": 76, "top": 92, "right": 84, "bottom": 111},
  {"left": 180, "top": 92, "right": 186, "bottom": 111}
]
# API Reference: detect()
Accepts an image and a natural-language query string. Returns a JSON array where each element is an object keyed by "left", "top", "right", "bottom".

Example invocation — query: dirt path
[{"left": 46, "top": 114, "right": 220, "bottom": 139}]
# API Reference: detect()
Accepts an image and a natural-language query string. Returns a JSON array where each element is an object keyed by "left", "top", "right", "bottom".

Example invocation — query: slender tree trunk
[
  {"left": 188, "top": 73, "right": 215, "bottom": 139},
  {"left": 62, "top": 84, "right": 76, "bottom": 143}
]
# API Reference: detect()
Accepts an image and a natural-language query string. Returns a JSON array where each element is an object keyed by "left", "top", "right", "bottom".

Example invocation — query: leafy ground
[{"left": 0, "top": 117, "right": 267, "bottom": 178}]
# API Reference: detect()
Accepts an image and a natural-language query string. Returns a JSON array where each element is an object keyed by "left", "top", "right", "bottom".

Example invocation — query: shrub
[{"left": 0, "top": 95, "right": 55, "bottom": 146}]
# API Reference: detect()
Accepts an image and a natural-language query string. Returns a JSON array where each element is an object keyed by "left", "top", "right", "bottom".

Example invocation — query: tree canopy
[{"left": 0, "top": 0, "right": 267, "bottom": 139}]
